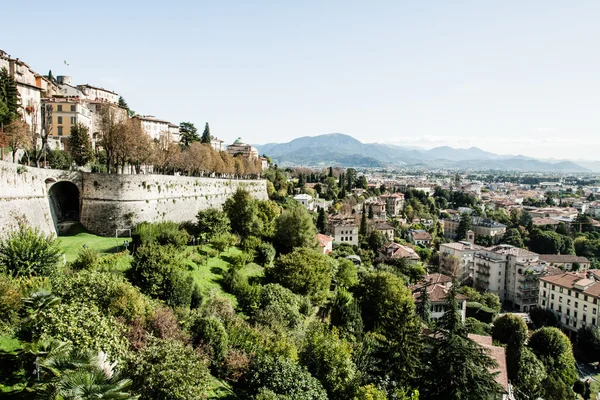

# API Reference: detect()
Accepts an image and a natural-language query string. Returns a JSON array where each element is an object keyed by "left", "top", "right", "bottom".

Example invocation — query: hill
[{"left": 255, "top": 133, "right": 591, "bottom": 172}]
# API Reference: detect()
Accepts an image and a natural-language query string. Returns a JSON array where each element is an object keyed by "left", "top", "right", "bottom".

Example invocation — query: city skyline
[{"left": 3, "top": 1, "right": 600, "bottom": 160}]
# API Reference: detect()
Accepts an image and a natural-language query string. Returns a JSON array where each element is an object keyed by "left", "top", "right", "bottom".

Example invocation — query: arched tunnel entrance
[{"left": 48, "top": 181, "right": 80, "bottom": 234}]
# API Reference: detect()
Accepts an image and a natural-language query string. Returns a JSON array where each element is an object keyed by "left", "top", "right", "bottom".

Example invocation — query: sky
[{"left": 3, "top": 1, "right": 600, "bottom": 160}]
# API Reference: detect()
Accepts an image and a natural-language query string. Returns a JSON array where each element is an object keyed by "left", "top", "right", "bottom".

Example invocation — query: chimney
[{"left": 466, "top": 230, "right": 475, "bottom": 245}]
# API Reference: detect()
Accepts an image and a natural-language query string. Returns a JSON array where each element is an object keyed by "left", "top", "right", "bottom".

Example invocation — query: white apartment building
[
  {"left": 327, "top": 218, "right": 359, "bottom": 246},
  {"left": 379, "top": 193, "right": 405, "bottom": 217},
  {"left": 293, "top": 193, "right": 314, "bottom": 211},
  {"left": 132, "top": 115, "right": 172, "bottom": 141},
  {"left": 168, "top": 124, "right": 181, "bottom": 143},
  {"left": 77, "top": 84, "right": 119, "bottom": 104},
  {"left": 439, "top": 239, "right": 483, "bottom": 281},
  {"left": 539, "top": 273, "right": 600, "bottom": 336}
]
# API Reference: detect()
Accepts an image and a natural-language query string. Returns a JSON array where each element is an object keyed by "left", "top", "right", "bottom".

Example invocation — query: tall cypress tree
[
  {"left": 316, "top": 207, "right": 327, "bottom": 234},
  {"left": 201, "top": 122, "right": 211, "bottom": 144},
  {"left": 328, "top": 166, "right": 333, "bottom": 177},
  {"left": 359, "top": 203, "right": 367, "bottom": 236},
  {"left": 416, "top": 283, "right": 431, "bottom": 325},
  {"left": 0, "top": 67, "right": 20, "bottom": 129},
  {"left": 368, "top": 204, "right": 374, "bottom": 219}
]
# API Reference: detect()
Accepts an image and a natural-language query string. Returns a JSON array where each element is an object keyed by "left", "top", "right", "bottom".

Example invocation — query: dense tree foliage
[{"left": 0, "top": 225, "right": 61, "bottom": 277}]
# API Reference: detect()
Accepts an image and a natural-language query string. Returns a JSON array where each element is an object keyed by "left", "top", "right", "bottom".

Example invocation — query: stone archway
[{"left": 48, "top": 181, "right": 80, "bottom": 234}]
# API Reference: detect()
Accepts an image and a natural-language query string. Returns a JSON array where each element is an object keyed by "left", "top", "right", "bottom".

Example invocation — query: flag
[{"left": 64, "top": 60, "right": 70, "bottom": 66}]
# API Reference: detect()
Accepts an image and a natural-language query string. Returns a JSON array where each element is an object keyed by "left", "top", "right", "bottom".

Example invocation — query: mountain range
[{"left": 255, "top": 133, "right": 595, "bottom": 173}]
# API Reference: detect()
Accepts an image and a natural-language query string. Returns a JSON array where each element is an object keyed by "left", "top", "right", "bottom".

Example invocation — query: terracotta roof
[
  {"left": 316, "top": 234, "right": 333, "bottom": 247},
  {"left": 412, "top": 283, "right": 467, "bottom": 302},
  {"left": 411, "top": 231, "right": 432, "bottom": 241},
  {"left": 375, "top": 222, "right": 395, "bottom": 230},
  {"left": 539, "top": 255, "right": 590, "bottom": 264},
  {"left": 383, "top": 243, "right": 421, "bottom": 260},
  {"left": 533, "top": 217, "right": 560, "bottom": 226},
  {"left": 424, "top": 273, "right": 452, "bottom": 285},
  {"left": 468, "top": 334, "right": 509, "bottom": 391}
]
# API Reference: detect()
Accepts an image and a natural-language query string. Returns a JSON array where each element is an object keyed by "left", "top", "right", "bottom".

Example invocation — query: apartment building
[
  {"left": 441, "top": 216, "right": 506, "bottom": 241},
  {"left": 538, "top": 255, "right": 591, "bottom": 271},
  {"left": 132, "top": 115, "right": 173, "bottom": 141},
  {"left": 439, "top": 239, "right": 483, "bottom": 281},
  {"left": 41, "top": 98, "right": 93, "bottom": 149},
  {"left": 327, "top": 217, "right": 359, "bottom": 246},
  {"left": 77, "top": 84, "right": 119, "bottom": 104},
  {"left": 538, "top": 272, "right": 600, "bottom": 336},
  {"left": 379, "top": 193, "right": 405, "bottom": 217}
]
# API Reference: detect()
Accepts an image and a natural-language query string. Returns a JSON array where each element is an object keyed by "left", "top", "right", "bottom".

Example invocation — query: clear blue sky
[{"left": 3, "top": 1, "right": 600, "bottom": 160}]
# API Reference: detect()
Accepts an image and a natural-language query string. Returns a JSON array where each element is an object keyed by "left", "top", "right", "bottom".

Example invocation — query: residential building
[
  {"left": 441, "top": 216, "right": 506, "bottom": 241},
  {"left": 316, "top": 234, "right": 333, "bottom": 254},
  {"left": 411, "top": 277, "right": 467, "bottom": 322},
  {"left": 379, "top": 193, "right": 405, "bottom": 217},
  {"left": 293, "top": 193, "right": 314, "bottom": 211},
  {"left": 0, "top": 50, "right": 42, "bottom": 136},
  {"left": 538, "top": 255, "right": 591, "bottom": 271},
  {"left": 380, "top": 242, "right": 421, "bottom": 264},
  {"left": 226, "top": 137, "right": 259, "bottom": 160},
  {"left": 374, "top": 221, "right": 395, "bottom": 242},
  {"left": 42, "top": 97, "right": 93, "bottom": 149},
  {"left": 56, "top": 76, "right": 86, "bottom": 98},
  {"left": 538, "top": 272, "right": 600, "bottom": 336},
  {"left": 168, "top": 124, "right": 181, "bottom": 143},
  {"left": 366, "top": 199, "right": 387, "bottom": 220},
  {"left": 408, "top": 229, "right": 432, "bottom": 246},
  {"left": 327, "top": 217, "right": 359, "bottom": 246},
  {"left": 439, "top": 240, "right": 483, "bottom": 282},
  {"left": 77, "top": 84, "right": 119, "bottom": 104},
  {"left": 132, "top": 115, "right": 172, "bottom": 140},
  {"left": 210, "top": 136, "right": 225, "bottom": 152},
  {"left": 468, "top": 334, "right": 514, "bottom": 400}
]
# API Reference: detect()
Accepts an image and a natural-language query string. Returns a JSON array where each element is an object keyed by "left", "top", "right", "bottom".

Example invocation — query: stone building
[{"left": 226, "top": 137, "right": 259, "bottom": 160}]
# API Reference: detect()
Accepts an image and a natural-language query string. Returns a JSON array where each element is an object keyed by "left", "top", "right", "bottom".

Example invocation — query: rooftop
[{"left": 539, "top": 254, "right": 590, "bottom": 264}]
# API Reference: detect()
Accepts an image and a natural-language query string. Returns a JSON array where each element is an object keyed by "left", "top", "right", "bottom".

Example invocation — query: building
[
  {"left": 408, "top": 229, "right": 432, "bottom": 246},
  {"left": 41, "top": 97, "right": 93, "bottom": 149},
  {"left": 441, "top": 216, "right": 506, "bottom": 241},
  {"left": 468, "top": 334, "right": 514, "bottom": 400},
  {"left": 538, "top": 272, "right": 600, "bottom": 336},
  {"left": 293, "top": 193, "right": 314, "bottom": 211},
  {"left": 374, "top": 221, "right": 395, "bottom": 242},
  {"left": 379, "top": 193, "right": 405, "bottom": 217},
  {"left": 366, "top": 199, "right": 387, "bottom": 220},
  {"left": 327, "top": 217, "right": 359, "bottom": 246},
  {"left": 168, "top": 124, "right": 181, "bottom": 143},
  {"left": 316, "top": 234, "right": 333, "bottom": 254},
  {"left": 132, "top": 115, "right": 173, "bottom": 141},
  {"left": 210, "top": 136, "right": 225, "bottom": 152},
  {"left": 77, "top": 84, "right": 119, "bottom": 104},
  {"left": 538, "top": 255, "right": 591, "bottom": 271},
  {"left": 411, "top": 276, "right": 467, "bottom": 322},
  {"left": 0, "top": 50, "right": 43, "bottom": 136},
  {"left": 226, "top": 137, "right": 259, "bottom": 160},
  {"left": 380, "top": 242, "right": 421, "bottom": 264},
  {"left": 439, "top": 240, "right": 484, "bottom": 282}
]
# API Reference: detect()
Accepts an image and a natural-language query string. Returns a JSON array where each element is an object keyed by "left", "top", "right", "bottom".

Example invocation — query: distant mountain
[{"left": 255, "top": 133, "right": 591, "bottom": 172}]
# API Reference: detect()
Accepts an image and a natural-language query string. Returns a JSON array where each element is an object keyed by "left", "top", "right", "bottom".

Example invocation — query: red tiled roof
[
  {"left": 539, "top": 255, "right": 590, "bottom": 264},
  {"left": 468, "top": 334, "right": 509, "bottom": 391},
  {"left": 316, "top": 234, "right": 333, "bottom": 247}
]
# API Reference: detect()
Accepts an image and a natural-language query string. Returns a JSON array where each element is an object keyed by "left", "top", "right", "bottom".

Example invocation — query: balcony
[{"left": 476, "top": 270, "right": 490, "bottom": 277}]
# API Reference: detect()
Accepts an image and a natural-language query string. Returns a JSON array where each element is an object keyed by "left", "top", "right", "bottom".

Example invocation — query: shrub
[
  {"left": 466, "top": 301, "right": 496, "bottom": 324},
  {"left": 0, "top": 274, "right": 21, "bottom": 332},
  {"left": 256, "top": 242, "right": 276, "bottom": 266},
  {"left": 196, "top": 208, "right": 231, "bottom": 242},
  {"left": 133, "top": 221, "right": 190, "bottom": 248},
  {"left": 70, "top": 247, "right": 99, "bottom": 271},
  {"left": 32, "top": 302, "right": 129, "bottom": 362},
  {"left": 254, "top": 284, "right": 305, "bottom": 330},
  {"left": 241, "top": 235, "right": 262, "bottom": 253},
  {"left": 148, "top": 306, "right": 187, "bottom": 342},
  {"left": 235, "top": 355, "right": 327, "bottom": 400},
  {"left": 0, "top": 225, "right": 61, "bottom": 277},
  {"left": 125, "top": 337, "right": 211, "bottom": 400},
  {"left": 52, "top": 270, "right": 152, "bottom": 324},
  {"left": 529, "top": 327, "right": 578, "bottom": 386},
  {"left": 190, "top": 315, "right": 229, "bottom": 368},
  {"left": 334, "top": 258, "right": 358, "bottom": 288},
  {"left": 529, "top": 306, "right": 557, "bottom": 328},
  {"left": 465, "top": 317, "right": 491, "bottom": 336},
  {"left": 211, "top": 232, "right": 239, "bottom": 255},
  {"left": 191, "top": 284, "right": 203, "bottom": 309},
  {"left": 128, "top": 243, "right": 194, "bottom": 308}
]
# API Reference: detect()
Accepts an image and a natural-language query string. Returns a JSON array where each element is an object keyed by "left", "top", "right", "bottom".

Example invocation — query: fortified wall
[{"left": 0, "top": 161, "right": 268, "bottom": 237}]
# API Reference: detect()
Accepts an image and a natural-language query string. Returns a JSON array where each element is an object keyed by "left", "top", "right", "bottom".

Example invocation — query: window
[
  {"left": 574, "top": 320, "right": 577, "bottom": 328},
  {"left": 544, "top": 282, "right": 547, "bottom": 288},
  {"left": 57, "top": 126, "right": 63, "bottom": 136},
  {"left": 585, "top": 305, "right": 588, "bottom": 311},
  {"left": 576, "top": 293, "right": 579, "bottom": 298},
  {"left": 593, "top": 317, "right": 596, "bottom": 326},
  {"left": 551, "top": 294, "right": 555, "bottom": 300},
  {"left": 551, "top": 302, "right": 554, "bottom": 309},
  {"left": 594, "top": 308, "right": 597, "bottom": 315},
  {"left": 70, "top": 105, "right": 75, "bottom": 112},
  {"left": 567, "top": 299, "right": 571, "bottom": 306},
  {"left": 560, "top": 288, "right": 563, "bottom": 293},
  {"left": 575, "top": 311, "right": 578, "bottom": 318},
  {"left": 57, "top": 105, "right": 62, "bottom": 111},
  {"left": 542, "top": 300, "right": 546, "bottom": 306},
  {"left": 575, "top": 302, "right": 578, "bottom": 308},
  {"left": 552, "top": 285, "right": 555, "bottom": 290},
  {"left": 584, "top": 314, "right": 587, "bottom": 322},
  {"left": 543, "top": 291, "right": 547, "bottom": 297},
  {"left": 70, "top": 117, "right": 76, "bottom": 124},
  {"left": 566, "top": 309, "right": 570, "bottom": 316},
  {"left": 585, "top": 295, "right": 589, "bottom": 302},
  {"left": 558, "top": 305, "right": 562, "bottom": 313},
  {"left": 57, "top": 116, "right": 62, "bottom": 124},
  {"left": 559, "top": 296, "right": 562, "bottom": 303},
  {"left": 499, "top": 271, "right": 501, "bottom": 276},
  {"left": 568, "top": 290, "right": 572, "bottom": 296}
]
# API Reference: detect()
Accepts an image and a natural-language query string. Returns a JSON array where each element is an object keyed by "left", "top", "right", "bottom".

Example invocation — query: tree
[
  {"left": 577, "top": 325, "right": 600, "bottom": 361},
  {"left": 69, "top": 123, "right": 94, "bottom": 166},
  {"left": 501, "top": 228, "right": 524, "bottom": 248},
  {"left": 416, "top": 283, "right": 431, "bottom": 324},
  {"left": 359, "top": 203, "right": 368, "bottom": 236},
  {"left": 419, "top": 284, "right": 504, "bottom": 400},
  {"left": 492, "top": 313, "right": 528, "bottom": 345},
  {"left": 316, "top": 207, "right": 327, "bottom": 234},
  {"left": 528, "top": 327, "right": 578, "bottom": 388},
  {"left": 529, "top": 306, "right": 557, "bottom": 328},
  {"left": 179, "top": 121, "right": 199, "bottom": 147},
  {"left": 273, "top": 206, "right": 317, "bottom": 254},
  {"left": 118, "top": 95, "right": 129, "bottom": 109},
  {"left": 0, "top": 225, "right": 61, "bottom": 277},
  {"left": 514, "top": 346, "right": 547, "bottom": 399},
  {"left": 126, "top": 337, "right": 210, "bottom": 399},
  {"left": 368, "top": 204, "right": 374, "bottom": 219},
  {"left": 224, "top": 188, "right": 259, "bottom": 239},
  {"left": 235, "top": 355, "right": 327, "bottom": 400},
  {"left": 5, "top": 119, "right": 30, "bottom": 163},
  {"left": 528, "top": 229, "right": 574, "bottom": 255},
  {"left": 196, "top": 208, "right": 231, "bottom": 242},
  {"left": 37, "top": 103, "right": 53, "bottom": 167},
  {"left": 0, "top": 67, "right": 20, "bottom": 130},
  {"left": 201, "top": 122, "right": 211, "bottom": 144},
  {"left": 455, "top": 213, "right": 472, "bottom": 241},
  {"left": 266, "top": 247, "right": 333, "bottom": 302},
  {"left": 299, "top": 323, "right": 357, "bottom": 400}
]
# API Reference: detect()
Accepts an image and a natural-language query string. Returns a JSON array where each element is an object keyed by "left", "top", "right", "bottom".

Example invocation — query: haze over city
[{"left": 3, "top": 1, "right": 600, "bottom": 159}]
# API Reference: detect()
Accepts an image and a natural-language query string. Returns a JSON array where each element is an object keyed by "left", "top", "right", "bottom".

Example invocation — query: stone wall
[
  {"left": 80, "top": 173, "right": 268, "bottom": 236},
  {"left": 0, "top": 161, "right": 268, "bottom": 237}
]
